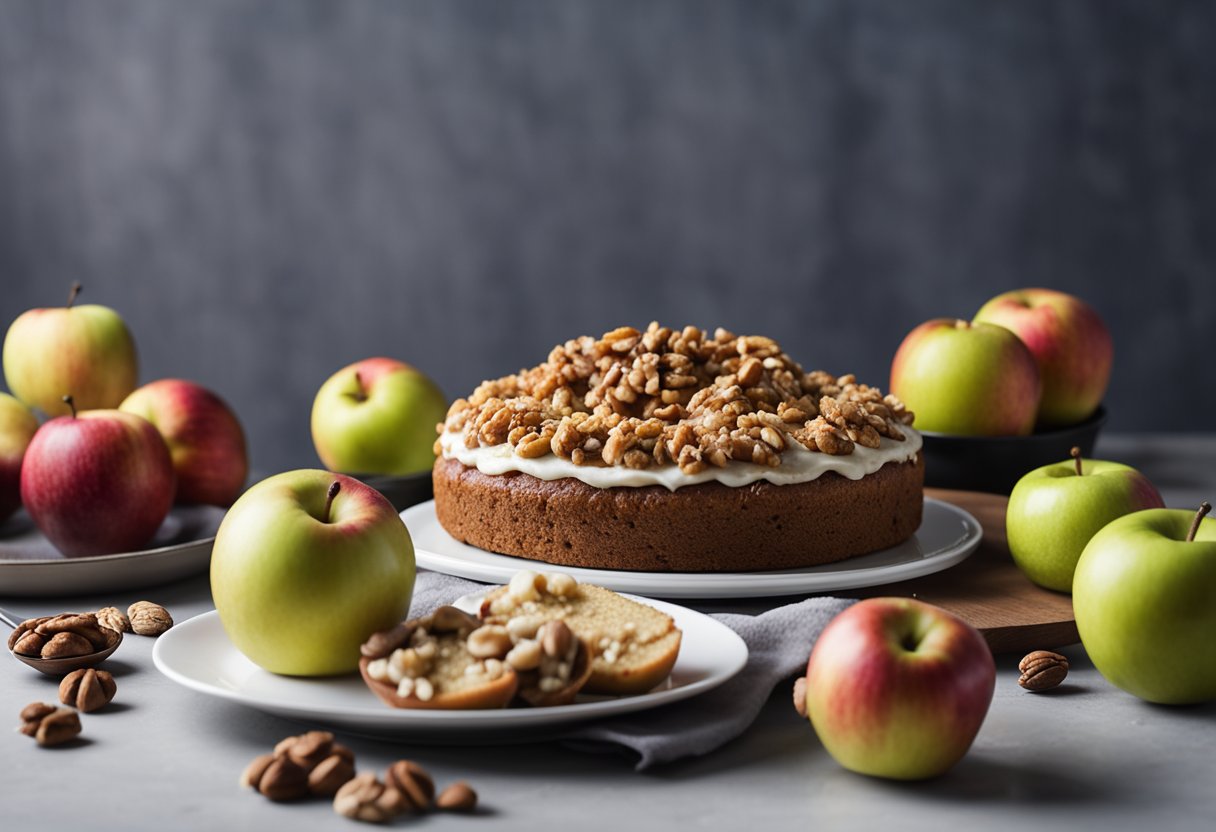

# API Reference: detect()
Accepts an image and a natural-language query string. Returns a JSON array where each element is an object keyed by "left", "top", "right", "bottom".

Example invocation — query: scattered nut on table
[
  {"left": 19, "top": 702, "right": 82, "bottom": 747},
  {"left": 436, "top": 781, "right": 478, "bottom": 812},
  {"left": 385, "top": 759, "right": 435, "bottom": 811},
  {"left": 59, "top": 668, "right": 117, "bottom": 712},
  {"left": 127, "top": 601, "right": 173, "bottom": 636},
  {"left": 1018, "top": 650, "right": 1070, "bottom": 691},
  {"left": 96, "top": 606, "right": 132, "bottom": 634},
  {"left": 333, "top": 773, "right": 408, "bottom": 823},
  {"left": 240, "top": 753, "right": 310, "bottom": 801}
]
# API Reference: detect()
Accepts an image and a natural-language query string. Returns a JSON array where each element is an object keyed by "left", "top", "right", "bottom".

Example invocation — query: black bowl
[
  {"left": 920, "top": 406, "right": 1107, "bottom": 495},
  {"left": 345, "top": 471, "right": 434, "bottom": 512}
]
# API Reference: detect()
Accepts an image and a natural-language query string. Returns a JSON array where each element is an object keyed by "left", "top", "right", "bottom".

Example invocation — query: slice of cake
[{"left": 432, "top": 323, "right": 923, "bottom": 572}]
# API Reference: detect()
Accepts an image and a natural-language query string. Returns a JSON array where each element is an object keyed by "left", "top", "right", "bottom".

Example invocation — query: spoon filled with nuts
[{"left": 2, "top": 609, "right": 123, "bottom": 676}]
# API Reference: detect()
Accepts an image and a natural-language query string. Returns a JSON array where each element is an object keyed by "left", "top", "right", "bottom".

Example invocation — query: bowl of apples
[{"left": 890, "top": 288, "right": 1112, "bottom": 494}]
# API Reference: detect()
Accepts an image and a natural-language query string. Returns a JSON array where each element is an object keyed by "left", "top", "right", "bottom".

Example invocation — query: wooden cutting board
[{"left": 851, "top": 488, "right": 1079, "bottom": 655}]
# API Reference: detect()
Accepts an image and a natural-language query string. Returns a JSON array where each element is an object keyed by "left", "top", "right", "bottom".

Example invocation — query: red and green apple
[
  {"left": 3, "top": 282, "right": 138, "bottom": 417},
  {"left": 1006, "top": 448, "right": 1164, "bottom": 592},
  {"left": 889, "top": 319, "right": 1041, "bottom": 436},
  {"left": 210, "top": 470, "right": 416, "bottom": 676},
  {"left": 120, "top": 379, "right": 248, "bottom": 506},
  {"left": 801, "top": 597, "right": 995, "bottom": 780},
  {"left": 0, "top": 392, "right": 39, "bottom": 523},
  {"left": 311, "top": 358, "right": 447, "bottom": 476},
  {"left": 973, "top": 288, "right": 1112, "bottom": 427},
  {"left": 20, "top": 397, "right": 175, "bottom": 556}
]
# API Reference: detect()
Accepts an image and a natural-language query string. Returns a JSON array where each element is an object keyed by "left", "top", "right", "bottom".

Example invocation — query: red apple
[
  {"left": 0, "top": 392, "right": 39, "bottom": 522},
  {"left": 890, "top": 319, "right": 1041, "bottom": 436},
  {"left": 802, "top": 597, "right": 995, "bottom": 780},
  {"left": 20, "top": 397, "right": 176, "bottom": 556},
  {"left": 120, "top": 379, "right": 248, "bottom": 506},
  {"left": 3, "top": 282, "right": 138, "bottom": 417},
  {"left": 973, "top": 288, "right": 1112, "bottom": 427}
]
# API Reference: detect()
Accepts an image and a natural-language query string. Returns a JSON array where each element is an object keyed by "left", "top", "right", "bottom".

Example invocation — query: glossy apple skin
[
  {"left": 311, "top": 357, "right": 447, "bottom": 476},
  {"left": 210, "top": 470, "right": 416, "bottom": 676},
  {"left": 1074, "top": 509, "right": 1216, "bottom": 704},
  {"left": 973, "top": 288, "right": 1112, "bottom": 427},
  {"left": 1007, "top": 459, "right": 1164, "bottom": 592},
  {"left": 0, "top": 392, "right": 39, "bottom": 522},
  {"left": 889, "top": 319, "right": 1041, "bottom": 436},
  {"left": 120, "top": 379, "right": 248, "bottom": 506},
  {"left": 3, "top": 302, "right": 138, "bottom": 416},
  {"left": 20, "top": 410, "right": 176, "bottom": 556},
  {"left": 804, "top": 598, "right": 995, "bottom": 780}
]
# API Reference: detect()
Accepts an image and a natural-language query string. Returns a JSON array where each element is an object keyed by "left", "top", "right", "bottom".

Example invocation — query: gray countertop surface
[{"left": 3, "top": 434, "right": 1214, "bottom": 831}]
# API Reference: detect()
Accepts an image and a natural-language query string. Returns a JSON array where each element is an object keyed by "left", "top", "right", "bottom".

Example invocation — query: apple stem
[
  {"left": 62, "top": 395, "right": 77, "bottom": 418},
  {"left": 324, "top": 480, "right": 341, "bottom": 523},
  {"left": 66, "top": 281, "right": 82, "bottom": 309},
  {"left": 350, "top": 371, "right": 368, "bottom": 403},
  {"left": 1071, "top": 446, "right": 1083, "bottom": 476},
  {"left": 1186, "top": 502, "right": 1211, "bottom": 543}
]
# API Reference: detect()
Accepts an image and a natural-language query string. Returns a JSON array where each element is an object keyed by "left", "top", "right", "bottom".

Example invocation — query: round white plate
[
  {"left": 153, "top": 595, "right": 748, "bottom": 741},
  {"left": 0, "top": 506, "right": 225, "bottom": 597},
  {"left": 404, "top": 497, "right": 981, "bottom": 599}
]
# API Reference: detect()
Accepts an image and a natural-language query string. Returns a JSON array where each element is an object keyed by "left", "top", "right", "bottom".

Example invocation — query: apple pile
[
  {"left": 890, "top": 288, "right": 1112, "bottom": 436},
  {"left": 1, "top": 283, "right": 249, "bottom": 556}
]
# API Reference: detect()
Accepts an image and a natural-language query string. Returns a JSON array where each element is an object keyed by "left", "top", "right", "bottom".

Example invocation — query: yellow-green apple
[
  {"left": 889, "top": 319, "right": 1041, "bottom": 436},
  {"left": 19, "top": 397, "right": 175, "bottom": 556},
  {"left": 1007, "top": 447, "right": 1164, "bottom": 592},
  {"left": 802, "top": 597, "right": 995, "bottom": 780},
  {"left": 0, "top": 392, "right": 39, "bottom": 522},
  {"left": 3, "top": 282, "right": 138, "bottom": 417},
  {"left": 973, "top": 288, "right": 1112, "bottom": 427},
  {"left": 311, "top": 358, "right": 447, "bottom": 476},
  {"left": 1073, "top": 502, "right": 1216, "bottom": 704},
  {"left": 120, "top": 379, "right": 248, "bottom": 506},
  {"left": 210, "top": 471, "right": 415, "bottom": 676}
]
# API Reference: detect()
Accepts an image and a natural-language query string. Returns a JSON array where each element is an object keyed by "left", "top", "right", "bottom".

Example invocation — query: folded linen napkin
[{"left": 410, "top": 569, "right": 854, "bottom": 770}]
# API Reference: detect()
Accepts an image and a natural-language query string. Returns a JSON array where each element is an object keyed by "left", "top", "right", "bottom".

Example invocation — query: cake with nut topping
[{"left": 432, "top": 323, "right": 923, "bottom": 572}]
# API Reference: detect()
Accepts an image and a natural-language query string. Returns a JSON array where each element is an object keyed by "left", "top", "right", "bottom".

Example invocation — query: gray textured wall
[{"left": 1, "top": 0, "right": 1213, "bottom": 476}]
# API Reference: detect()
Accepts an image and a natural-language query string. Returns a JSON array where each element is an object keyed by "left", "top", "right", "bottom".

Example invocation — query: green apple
[
  {"left": 889, "top": 319, "right": 1041, "bottom": 436},
  {"left": 1007, "top": 448, "right": 1164, "bottom": 591},
  {"left": 311, "top": 357, "right": 447, "bottom": 475},
  {"left": 1073, "top": 503, "right": 1216, "bottom": 704},
  {"left": 0, "top": 392, "right": 39, "bottom": 522},
  {"left": 3, "top": 282, "right": 138, "bottom": 416},
  {"left": 210, "top": 470, "right": 415, "bottom": 676}
]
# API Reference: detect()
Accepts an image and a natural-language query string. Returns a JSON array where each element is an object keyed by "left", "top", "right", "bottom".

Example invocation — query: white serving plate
[
  {"left": 153, "top": 593, "right": 748, "bottom": 741},
  {"left": 403, "top": 497, "right": 981, "bottom": 599}
]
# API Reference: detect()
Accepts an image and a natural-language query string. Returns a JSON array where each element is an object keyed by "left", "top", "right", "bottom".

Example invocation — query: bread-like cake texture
[
  {"left": 480, "top": 570, "right": 681, "bottom": 695},
  {"left": 434, "top": 323, "right": 923, "bottom": 572}
]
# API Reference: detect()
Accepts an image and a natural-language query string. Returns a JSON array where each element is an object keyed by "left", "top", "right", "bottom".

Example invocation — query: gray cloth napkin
[{"left": 410, "top": 570, "right": 854, "bottom": 770}]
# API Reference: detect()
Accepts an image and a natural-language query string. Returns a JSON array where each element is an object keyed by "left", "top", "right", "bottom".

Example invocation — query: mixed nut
[{"left": 242, "top": 730, "right": 479, "bottom": 824}]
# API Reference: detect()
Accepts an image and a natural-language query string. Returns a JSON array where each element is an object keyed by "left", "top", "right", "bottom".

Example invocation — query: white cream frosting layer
[{"left": 439, "top": 427, "right": 922, "bottom": 492}]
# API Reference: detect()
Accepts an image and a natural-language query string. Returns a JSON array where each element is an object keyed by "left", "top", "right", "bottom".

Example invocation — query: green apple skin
[
  {"left": 974, "top": 288, "right": 1112, "bottom": 427},
  {"left": 889, "top": 319, "right": 1041, "bottom": 436},
  {"left": 3, "top": 300, "right": 138, "bottom": 417},
  {"left": 1007, "top": 459, "right": 1164, "bottom": 592},
  {"left": 210, "top": 470, "right": 415, "bottom": 676},
  {"left": 1074, "top": 509, "right": 1216, "bottom": 705},
  {"left": 0, "top": 392, "right": 39, "bottom": 522},
  {"left": 311, "top": 358, "right": 447, "bottom": 476}
]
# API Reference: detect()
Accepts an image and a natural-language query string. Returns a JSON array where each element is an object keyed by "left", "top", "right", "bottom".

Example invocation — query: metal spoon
[{"left": 1, "top": 607, "right": 123, "bottom": 676}]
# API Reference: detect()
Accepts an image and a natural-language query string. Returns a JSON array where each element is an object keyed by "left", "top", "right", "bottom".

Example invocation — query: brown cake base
[{"left": 432, "top": 454, "right": 924, "bottom": 573}]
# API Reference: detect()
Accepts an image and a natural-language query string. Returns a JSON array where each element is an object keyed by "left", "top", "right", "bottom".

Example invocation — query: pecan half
[{"left": 1018, "top": 650, "right": 1070, "bottom": 692}]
